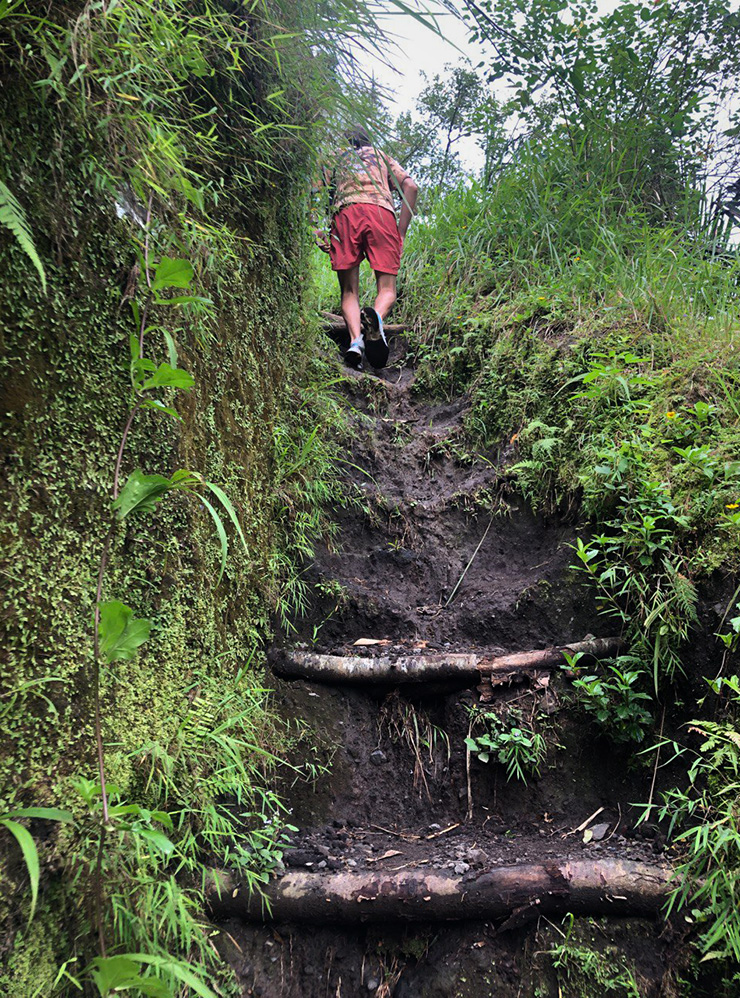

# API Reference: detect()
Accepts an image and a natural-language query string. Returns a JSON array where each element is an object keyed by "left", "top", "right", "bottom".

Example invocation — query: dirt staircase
[{"left": 212, "top": 328, "right": 674, "bottom": 998}]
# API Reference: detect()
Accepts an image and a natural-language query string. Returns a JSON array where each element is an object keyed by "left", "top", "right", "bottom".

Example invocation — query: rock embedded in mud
[{"left": 369, "top": 749, "right": 387, "bottom": 766}]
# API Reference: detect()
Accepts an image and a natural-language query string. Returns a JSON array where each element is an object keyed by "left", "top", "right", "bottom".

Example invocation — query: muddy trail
[{"left": 214, "top": 328, "right": 679, "bottom": 998}]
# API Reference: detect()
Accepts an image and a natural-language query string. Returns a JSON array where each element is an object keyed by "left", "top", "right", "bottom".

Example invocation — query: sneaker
[
  {"left": 344, "top": 336, "right": 364, "bottom": 369},
  {"left": 361, "top": 307, "right": 389, "bottom": 369}
]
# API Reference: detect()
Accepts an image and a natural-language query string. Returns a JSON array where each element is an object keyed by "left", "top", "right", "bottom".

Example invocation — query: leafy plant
[
  {"left": 566, "top": 655, "right": 653, "bottom": 745},
  {"left": 653, "top": 688, "right": 740, "bottom": 962},
  {"left": 0, "top": 808, "right": 74, "bottom": 923},
  {"left": 465, "top": 710, "right": 546, "bottom": 784},
  {"left": 0, "top": 179, "right": 46, "bottom": 292}
]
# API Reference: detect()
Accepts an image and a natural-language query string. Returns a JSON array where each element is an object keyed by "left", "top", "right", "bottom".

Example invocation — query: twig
[
  {"left": 645, "top": 707, "right": 666, "bottom": 821},
  {"left": 564, "top": 806, "right": 604, "bottom": 837},
  {"left": 445, "top": 519, "right": 492, "bottom": 607},
  {"left": 466, "top": 716, "right": 474, "bottom": 821},
  {"left": 370, "top": 824, "right": 419, "bottom": 841},
  {"left": 426, "top": 823, "right": 460, "bottom": 840}
]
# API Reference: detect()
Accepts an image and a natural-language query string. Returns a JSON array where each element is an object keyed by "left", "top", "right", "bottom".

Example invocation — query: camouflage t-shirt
[{"left": 327, "top": 145, "right": 411, "bottom": 215}]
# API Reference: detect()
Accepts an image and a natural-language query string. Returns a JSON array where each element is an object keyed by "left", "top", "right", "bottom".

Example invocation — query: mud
[{"left": 218, "top": 332, "right": 726, "bottom": 997}]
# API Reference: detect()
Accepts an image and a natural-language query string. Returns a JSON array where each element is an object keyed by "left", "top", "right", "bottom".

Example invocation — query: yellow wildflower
[
  {"left": 665, "top": 411, "right": 677, "bottom": 419},
  {"left": 727, "top": 503, "right": 739, "bottom": 510}
]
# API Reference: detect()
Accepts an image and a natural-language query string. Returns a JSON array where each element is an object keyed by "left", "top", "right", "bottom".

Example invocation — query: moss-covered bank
[{"left": 0, "top": 2, "right": 340, "bottom": 992}]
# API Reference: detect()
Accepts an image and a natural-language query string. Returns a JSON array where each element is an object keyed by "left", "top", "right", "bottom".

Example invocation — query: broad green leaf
[
  {"left": 162, "top": 330, "right": 178, "bottom": 367},
  {"left": 153, "top": 293, "right": 212, "bottom": 307},
  {"left": 89, "top": 957, "right": 172, "bottom": 998},
  {"left": 142, "top": 400, "right": 182, "bottom": 421},
  {"left": 200, "top": 494, "right": 228, "bottom": 585},
  {"left": 120, "top": 954, "right": 218, "bottom": 998},
  {"left": 98, "top": 601, "right": 151, "bottom": 663},
  {"left": 138, "top": 828, "right": 175, "bottom": 855},
  {"left": 204, "top": 481, "right": 249, "bottom": 554},
  {"left": 1, "top": 818, "right": 40, "bottom": 922},
  {"left": 140, "top": 363, "right": 194, "bottom": 392},
  {"left": 113, "top": 470, "right": 173, "bottom": 519},
  {"left": 7, "top": 807, "right": 74, "bottom": 823},
  {"left": 152, "top": 257, "right": 193, "bottom": 291}
]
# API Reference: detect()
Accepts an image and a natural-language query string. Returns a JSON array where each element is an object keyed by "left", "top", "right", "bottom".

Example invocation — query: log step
[
  {"left": 209, "top": 858, "right": 670, "bottom": 926},
  {"left": 270, "top": 636, "right": 622, "bottom": 685}
]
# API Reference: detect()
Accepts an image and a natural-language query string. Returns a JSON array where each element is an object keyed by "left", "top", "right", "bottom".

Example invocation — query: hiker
[{"left": 314, "top": 127, "right": 418, "bottom": 370}]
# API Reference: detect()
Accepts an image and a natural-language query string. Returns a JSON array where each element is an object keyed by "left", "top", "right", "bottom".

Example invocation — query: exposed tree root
[
  {"left": 270, "top": 636, "right": 623, "bottom": 685},
  {"left": 208, "top": 858, "right": 670, "bottom": 926}
]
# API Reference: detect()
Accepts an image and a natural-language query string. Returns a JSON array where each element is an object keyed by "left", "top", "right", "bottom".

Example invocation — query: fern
[{"left": 0, "top": 180, "right": 46, "bottom": 293}]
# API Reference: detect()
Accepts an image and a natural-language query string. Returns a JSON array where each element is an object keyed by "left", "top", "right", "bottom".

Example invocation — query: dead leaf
[
  {"left": 583, "top": 828, "right": 593, "bottom": 844},
  {"left": 353, "top": 638, "right": 391, "bottom": 647}
]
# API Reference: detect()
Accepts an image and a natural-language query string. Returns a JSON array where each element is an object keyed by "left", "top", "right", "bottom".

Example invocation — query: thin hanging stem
[{"left": 90, "top": 196, "right": 155, "bottom": 957}]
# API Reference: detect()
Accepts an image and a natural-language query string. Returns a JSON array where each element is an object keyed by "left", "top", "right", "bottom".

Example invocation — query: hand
[{"left": 314, "top": 228, "right": 330, "bottom": 253}]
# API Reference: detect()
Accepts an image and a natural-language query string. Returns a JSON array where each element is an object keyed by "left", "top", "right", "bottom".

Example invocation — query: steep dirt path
[{"left": 214, "top": 330, "right": 674, "bottom": 998}]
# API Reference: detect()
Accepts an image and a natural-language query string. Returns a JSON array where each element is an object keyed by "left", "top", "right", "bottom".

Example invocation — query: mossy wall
[{"left": 0, "top": 3, "right": 326, "bottom": 991}]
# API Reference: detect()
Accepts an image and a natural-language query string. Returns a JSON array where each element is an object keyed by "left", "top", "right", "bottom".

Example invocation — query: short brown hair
[{"left": 345, "top": 125, "right": 371, "bottom": 148}]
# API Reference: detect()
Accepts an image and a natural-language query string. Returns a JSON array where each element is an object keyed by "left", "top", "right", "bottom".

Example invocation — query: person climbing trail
[{"left": 314, "top": 126, "right": 418, "bottom": 370}]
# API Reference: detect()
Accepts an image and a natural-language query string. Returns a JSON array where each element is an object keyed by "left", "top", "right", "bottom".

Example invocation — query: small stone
[
  {"left": 317, "top": 860, "right": 327, "bottom": 869},
  {"left": 428, "top": 823, "right": 441, "bottom": 832},
  {"left": 454, "top": 862, "right": 470, "bottom": 875},
  {"left": 370, "top": 749, "right": 387, "bottom": 766},
  {"left": 590, "top": 822, "right": 610, "bottom": 842},
  {"left": 346, "top": 858, "right": 357, "bottom": 868},
  {"left": 366, "top": 978, "right": 380, "bottom": 991}
]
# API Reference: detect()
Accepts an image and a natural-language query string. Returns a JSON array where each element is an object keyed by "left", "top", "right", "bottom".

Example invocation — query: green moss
[{"left": 0, "top": 2, "right": 345, "bottom": 991}]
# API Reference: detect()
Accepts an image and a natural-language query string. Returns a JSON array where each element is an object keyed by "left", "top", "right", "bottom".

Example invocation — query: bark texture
[
  {"left": 208, "top": 858, "right": 671, "bottom": 925},
  {"left": 270, "top": 636, "right": 623, "bottom": 685}
]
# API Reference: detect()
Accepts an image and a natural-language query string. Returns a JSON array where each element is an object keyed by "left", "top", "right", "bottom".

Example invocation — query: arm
[
  {"left": 398, "top": 176, "right": 418, "bottom": 241},
  {"left": 310, "top": 161, "right": 333, "bottom": 253}
]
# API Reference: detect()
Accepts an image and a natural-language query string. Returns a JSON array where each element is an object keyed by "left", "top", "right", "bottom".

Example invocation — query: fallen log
[
  {"left": 269, "top": 636, "right": 622, "bottom": 685},
  {"left": 325, "top": 321, "right": 407, "bottom": 336},
  {"left": 321, "top": 309, "right": 407, "bottom": 335},
  {"left": 208, "top": 858, "right": 671, "bottom": 925}
]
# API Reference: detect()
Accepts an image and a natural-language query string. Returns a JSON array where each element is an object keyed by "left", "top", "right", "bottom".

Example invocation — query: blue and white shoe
[
  {"left": 361, "top": 307, "right": 389, "bottom": 369},
  {"left": 344, "top": 335, "right": 364, "bottom": 369}
]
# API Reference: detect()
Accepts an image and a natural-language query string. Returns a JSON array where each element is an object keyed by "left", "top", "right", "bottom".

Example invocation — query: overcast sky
[{"left": 367, "top": 0, "right": 740, "bottom": 171}]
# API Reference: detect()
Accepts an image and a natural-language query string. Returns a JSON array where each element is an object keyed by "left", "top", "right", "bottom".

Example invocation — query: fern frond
[{"left": 0, "top": 180, "right": 46, "bottom": 293}]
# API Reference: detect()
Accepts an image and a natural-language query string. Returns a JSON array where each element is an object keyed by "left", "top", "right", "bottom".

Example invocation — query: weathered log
[
  {"left": 269, "top": 636, "right": 622, "bottom": 685},
  {"left": 322, "top": 309, "right": 407, "bottom": 335},
  {"left": 325, "top": 321, "right": 407, "bottom": 336},
  {"left": 208, "top": 858, "right": 671, "bottom": 925}
]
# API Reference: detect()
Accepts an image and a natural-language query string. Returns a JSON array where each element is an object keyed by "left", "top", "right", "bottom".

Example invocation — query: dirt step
[
  {"left": 208, "top": 857, "right": 671, "bottom": 925},
  {"left": 270, "top": 636, "right": 622, "bottom": 686}
]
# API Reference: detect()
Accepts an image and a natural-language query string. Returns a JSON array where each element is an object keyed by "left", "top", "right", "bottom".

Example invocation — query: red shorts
[{"left": 329, "top": 203, "right": 402, "bottom": 275}]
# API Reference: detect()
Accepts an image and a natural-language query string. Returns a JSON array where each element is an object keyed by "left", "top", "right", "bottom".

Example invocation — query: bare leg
[
  {"left": 338, "top": 267, "right": 362, "bottom": 342},
  {"left": 374, "top": 271, "right": 397, "bottom": 321}
]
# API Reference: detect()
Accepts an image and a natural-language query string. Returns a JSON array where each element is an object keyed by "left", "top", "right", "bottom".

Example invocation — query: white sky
[
  {"left": 368, "top": 1, "right": 626, "bottom": 170},
  {"left": 368, "top": 0, "right": 740, "bottom": 172}
]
